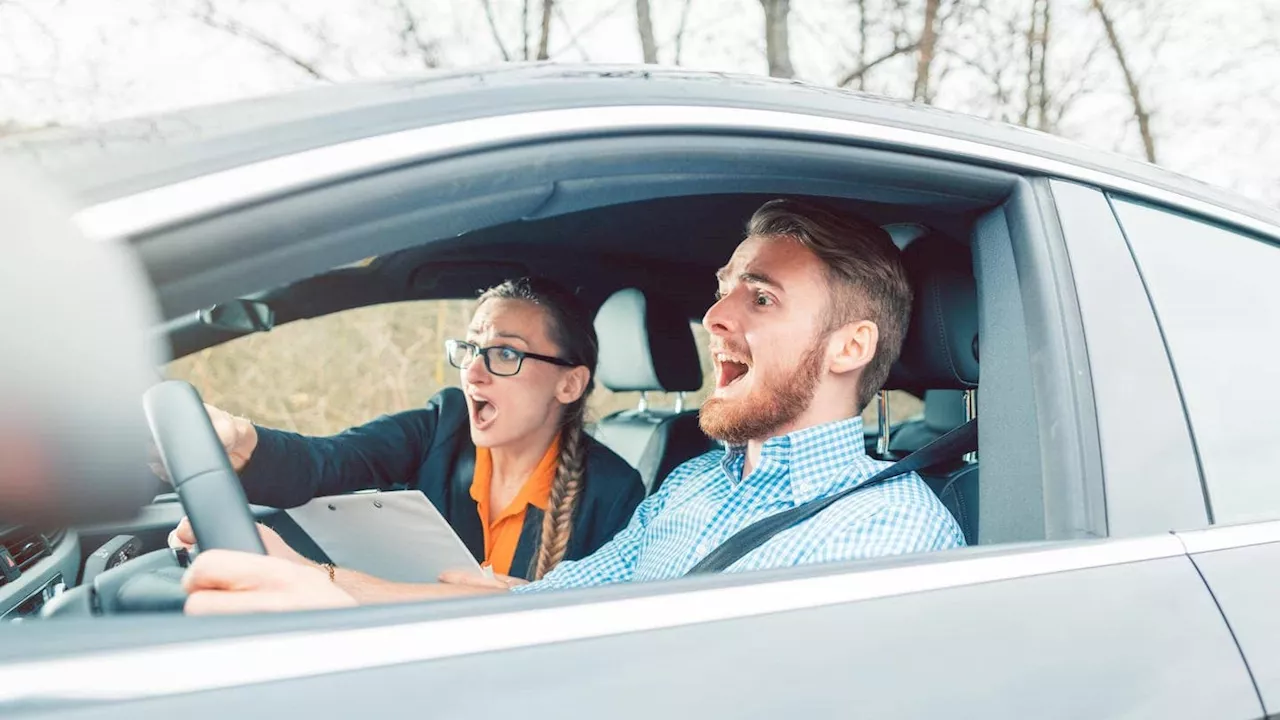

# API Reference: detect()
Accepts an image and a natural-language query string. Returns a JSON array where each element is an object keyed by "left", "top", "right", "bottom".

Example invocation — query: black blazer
[{"left": 237, "top": 387, "right": 645, "bottom": 580}]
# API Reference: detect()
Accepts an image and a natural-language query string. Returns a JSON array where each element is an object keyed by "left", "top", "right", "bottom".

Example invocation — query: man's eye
[
  {"left": 754, "top": 292, "right": 773, "bottom": 306},
  {"left": 497, "top": 347, "right": 521, "bottom": 362}
]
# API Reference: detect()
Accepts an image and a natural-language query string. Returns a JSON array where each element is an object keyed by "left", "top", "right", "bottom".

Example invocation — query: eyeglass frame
[{"left": 445, "top": 339, "right": 576, "bottom": 377}]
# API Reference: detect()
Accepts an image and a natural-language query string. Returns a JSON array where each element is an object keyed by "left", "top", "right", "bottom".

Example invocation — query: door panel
[
  {"left": 1185, "top": 537, "right": 1280, "bottom": 715},
  {"left": 29, "top": 555, "right": 1258, "bottom": 720}
]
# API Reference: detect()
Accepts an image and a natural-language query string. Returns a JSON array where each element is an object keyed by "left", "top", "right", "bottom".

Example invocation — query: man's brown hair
[{"left": 747, "top": 198, "right": 913, "bottom": 411}]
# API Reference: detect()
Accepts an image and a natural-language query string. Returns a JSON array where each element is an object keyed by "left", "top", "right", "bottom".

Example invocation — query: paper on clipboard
[{"left": 285, "top": 490, "right": 482, "bottom": 583}]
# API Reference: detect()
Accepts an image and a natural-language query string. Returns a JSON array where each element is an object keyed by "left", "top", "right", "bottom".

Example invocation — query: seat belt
[{"left": 685, "top": 417, "right": 978, "bottom": 575}]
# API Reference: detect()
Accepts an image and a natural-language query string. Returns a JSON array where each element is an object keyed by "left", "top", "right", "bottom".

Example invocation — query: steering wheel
[
  {"left": 40, "top": 381, "right": 264, "bottom": 617},
  {"left": 143, "top": 380, "right": 266, "bottom": 556}
]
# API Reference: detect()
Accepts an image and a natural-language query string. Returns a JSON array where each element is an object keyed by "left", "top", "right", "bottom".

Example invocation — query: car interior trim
[
  {"left": 0, "top": 534, "right": 1183, "bottom": 709},
  {"left": 70, "top": 105, "right": 1280, "bottom": 246}
]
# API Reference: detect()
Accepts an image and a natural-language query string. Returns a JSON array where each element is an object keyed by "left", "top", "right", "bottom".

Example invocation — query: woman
[{"left": 186, "top": 277, "right": 644, "bottom": 583}]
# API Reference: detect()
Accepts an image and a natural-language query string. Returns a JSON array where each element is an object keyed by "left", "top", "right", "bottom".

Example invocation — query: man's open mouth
[{"left": 714, "top": 353, "right": 750, "bottom": 390}]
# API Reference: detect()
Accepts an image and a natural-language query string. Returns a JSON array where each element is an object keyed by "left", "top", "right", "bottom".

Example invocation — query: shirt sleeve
[
  {"left": 514, "top": 477, "right": 668, "bottom": 593},
  {"left": 237, "top": 406, "right": 441, "bottom": 509}
]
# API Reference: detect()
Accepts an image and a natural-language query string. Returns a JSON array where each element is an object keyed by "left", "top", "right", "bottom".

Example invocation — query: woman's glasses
[{"left": 446, "top": 339, "right": 575, "bottom": 377}]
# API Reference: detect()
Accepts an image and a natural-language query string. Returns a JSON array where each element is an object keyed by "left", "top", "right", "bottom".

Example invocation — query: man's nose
[{"left": 702, "top": 293, "right": 737, "bottom": 337}]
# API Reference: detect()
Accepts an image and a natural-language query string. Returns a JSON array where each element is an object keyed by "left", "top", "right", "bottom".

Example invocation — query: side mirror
[{"left": 198, "top": 299, "right": 274, "bottom": 334}]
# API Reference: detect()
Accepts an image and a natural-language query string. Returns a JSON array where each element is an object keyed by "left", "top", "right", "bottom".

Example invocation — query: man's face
[{"left": 700, "top": 235, "right": 833, "bottom": 445}]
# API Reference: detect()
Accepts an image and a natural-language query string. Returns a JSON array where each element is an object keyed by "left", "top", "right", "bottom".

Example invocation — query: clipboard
[{"left": 285, "top": 490, "right": 482, "bottom": 583}]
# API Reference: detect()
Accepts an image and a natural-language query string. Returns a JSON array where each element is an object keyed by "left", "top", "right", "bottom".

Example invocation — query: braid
[{"left": 534, "top": 405, "right": 588, "bottom": 579}]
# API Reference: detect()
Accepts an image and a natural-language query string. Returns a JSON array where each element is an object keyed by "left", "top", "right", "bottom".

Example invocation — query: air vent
[{"left": 1, "top": 528, "right": 51, "bottom": 572}]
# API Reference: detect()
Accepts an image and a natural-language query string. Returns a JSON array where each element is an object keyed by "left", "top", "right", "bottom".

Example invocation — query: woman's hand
[
  {"left": 169, "top": 516, "right": 313, "bottom": 567},
  {"left": 437, "top": 568, "right": 528, "bottom": 590}
]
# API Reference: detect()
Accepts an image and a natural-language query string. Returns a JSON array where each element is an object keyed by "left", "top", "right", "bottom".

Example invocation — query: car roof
[{"left": 2, "top": 63, "right": 1277, "bottom": 236}]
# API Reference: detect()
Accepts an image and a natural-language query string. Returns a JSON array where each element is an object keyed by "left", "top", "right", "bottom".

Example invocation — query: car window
[
  {"left": 167, "top": 304, "right": 719, "bottom": 435},
  {"left": 1113, "top": 198, "right": 1280, "bottom": 524}
]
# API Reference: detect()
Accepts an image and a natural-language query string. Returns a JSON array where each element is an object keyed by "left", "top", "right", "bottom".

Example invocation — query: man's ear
[
  {"left": 827, "top": 320, "right": 879, "bottom": 376},
  {"left": 556, "top": 366, "right": 592, "bottom": 404}
]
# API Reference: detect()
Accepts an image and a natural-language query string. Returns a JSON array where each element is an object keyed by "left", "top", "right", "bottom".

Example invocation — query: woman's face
[{"left": 461, "top": 298, "right": 589, "bottom": 450}]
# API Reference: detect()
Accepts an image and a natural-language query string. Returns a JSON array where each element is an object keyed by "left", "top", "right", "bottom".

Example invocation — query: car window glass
[
  {"left": 167, "top": 304, "right": 720, "bottom": 435},
  {"left": 1114, "top": 198, "right": 1280, "bottom": 524}
]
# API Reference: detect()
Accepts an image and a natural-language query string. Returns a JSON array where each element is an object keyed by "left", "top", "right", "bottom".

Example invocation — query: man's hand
[
  {"left": 151, "top": 403, "right": 258, "bottom": 481},
  {"left": 169, "top": 517, "right": 312, "bottom": 567},
  {"left": 183, "top": 550, "right": 357, "bottom": 615},
  {"left": 437, "top": 569, "right": 529, "bottom": 590}
]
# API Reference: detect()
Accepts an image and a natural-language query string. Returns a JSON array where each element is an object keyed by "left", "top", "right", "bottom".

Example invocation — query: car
[{"left": 1, "top": 63, "right": 1279, "bottom": 719}]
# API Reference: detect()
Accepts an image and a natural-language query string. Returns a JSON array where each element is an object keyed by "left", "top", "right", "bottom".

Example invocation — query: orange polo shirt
[{"left": 469, "top": 435, "right": 560, "bottom": 576}]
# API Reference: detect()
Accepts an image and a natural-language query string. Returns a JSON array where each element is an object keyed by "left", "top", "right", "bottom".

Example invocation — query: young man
[{"left": 179, "top": 199, "right": 965, "bottom": 614}]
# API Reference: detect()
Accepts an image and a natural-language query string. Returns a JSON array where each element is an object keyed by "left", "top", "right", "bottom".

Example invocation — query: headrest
[
  {"left": 889, "top": 235, "right": 979, "bottom": 390},
  {"left": 595, "top": 288, "right": 703, "bottom": 393}
]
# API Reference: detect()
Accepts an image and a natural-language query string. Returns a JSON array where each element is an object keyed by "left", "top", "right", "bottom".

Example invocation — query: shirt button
[{"left": 697, "top": 542, "right": 710, "bottom": 555}]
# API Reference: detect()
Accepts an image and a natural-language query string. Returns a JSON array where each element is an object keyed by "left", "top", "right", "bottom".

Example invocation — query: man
[{"left": 179, "top": 198, "right": 965, "bottom": 614}]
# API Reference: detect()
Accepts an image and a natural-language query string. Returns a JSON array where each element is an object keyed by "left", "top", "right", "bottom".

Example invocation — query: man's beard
[{"left": 699, "top": 337, "right": 827, "bottom": 446}]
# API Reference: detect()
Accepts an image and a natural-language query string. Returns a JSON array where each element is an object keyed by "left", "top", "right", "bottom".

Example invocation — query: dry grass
[{"left": 166, "top": 301, "right": 921, "bottom": 438}]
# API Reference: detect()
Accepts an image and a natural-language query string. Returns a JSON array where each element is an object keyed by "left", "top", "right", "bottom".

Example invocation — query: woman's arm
[{"left": 237, "top": 409, "right": 440, "bottom": 508}]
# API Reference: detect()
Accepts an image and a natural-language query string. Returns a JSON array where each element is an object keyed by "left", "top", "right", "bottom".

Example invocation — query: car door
[
  {"left": 4, "top": 178, "right": 1260, "bottom": 720},
  {"left": 0, "top": 76, "right": 1267, "bottom": 718},
  {"left": 1103, "top": 195, "right": 1280, "bottom": 717}
]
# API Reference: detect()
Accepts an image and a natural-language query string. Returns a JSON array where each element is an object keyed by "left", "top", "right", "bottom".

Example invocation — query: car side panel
[
  {"left": 1186, "top": 542, "right": 1280, "bottom": 715},
  {"left": 29, "top": 556, "right": 1258, "bottom": 720}
]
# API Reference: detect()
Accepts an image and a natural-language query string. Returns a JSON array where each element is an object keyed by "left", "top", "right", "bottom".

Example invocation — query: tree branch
[
  {"left": 837, "top": 42, "right": 919, "bottom": 87},
  {"left": 1091, "top": 0, "right": 1156, "bottom": 163},
  {"left": 522, "top": 0, "right": 531, "bottom": 60},
  {"left": 477, "top": 0, "right": 511, "bottom": 61},
  {"left": 191, "top": 1, "right": 330, "bottom": 82},
  {"left": 674, "top": 0, "right": 694, "bottom": 65},
  {"left": 394, "top": 0, "right": 438, "bottom": 69}
]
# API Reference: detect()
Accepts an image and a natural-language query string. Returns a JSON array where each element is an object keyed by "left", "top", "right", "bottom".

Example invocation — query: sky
[{"left": 0, "top": 0, "right": 1276, "bottom": 207}]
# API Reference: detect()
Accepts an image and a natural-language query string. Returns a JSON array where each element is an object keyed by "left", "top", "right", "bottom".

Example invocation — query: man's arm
[
  {"left": 513, "top": 480, "right": 668, "bottom": 593},
  {"left": 331, "top": 566, "right": 504, "bottom": 603}
]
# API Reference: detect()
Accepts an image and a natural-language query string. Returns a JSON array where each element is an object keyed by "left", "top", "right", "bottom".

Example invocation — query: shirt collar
[{"left": 723, "top": 415, "right": 867, "bottom": 504}]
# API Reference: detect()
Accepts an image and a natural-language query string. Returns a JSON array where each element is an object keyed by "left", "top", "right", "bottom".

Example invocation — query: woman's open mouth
[{"left": 469, "top": 394, "right": 498, "bottom": 430}]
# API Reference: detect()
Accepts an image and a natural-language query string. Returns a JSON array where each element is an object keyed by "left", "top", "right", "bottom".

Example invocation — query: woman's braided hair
[{"left": 476, "top": 277, "right": 597, "bottom": 580}]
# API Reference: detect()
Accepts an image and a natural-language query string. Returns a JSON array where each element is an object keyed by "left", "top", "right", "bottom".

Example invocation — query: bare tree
[
  {"left": 838, "top": 41, "right": 919, "bottom": 88},
  {"left": 636, "top": 0, "right": 658, "bottom": 63},
  {"left": 188, "top": 0, "right": 331, "bottom": 81},
  {"left": 912, "top": 0, "right": 940, "bottom": 102},
  {"left": 478, "top": 0, "right": 512, "bottom": 61},
  {"left": 760, "top": 0, "right": 795, "bottom": 78},
  {"left": 536, "top": 0, "right": 554, "bottom": 60},
  {"left": 393, "top": 0, "right": 439, "bottom": 69},
  {"left": 1021, "top": 0, "right": 1051, "bottom": 130},
  {"left": 673, "top": 0, "right": 694, "bottom": 65},
  {"left": 854, "top": 0, "right": 869, "bottom": 90},
  {"left": 1091, "top": 0, "right": 1157, "bottom": 162},
  {"left": 522, "top": 0, "right": 531, "bottom": 60}
]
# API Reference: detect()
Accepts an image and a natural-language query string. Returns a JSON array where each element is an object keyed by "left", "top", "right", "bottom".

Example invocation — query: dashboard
[
  {"left": 0, "top": 526, "right": 79, "bottom": 620},
  {"left": 1, "top": 495, "right": 334, "bottom": 619}
]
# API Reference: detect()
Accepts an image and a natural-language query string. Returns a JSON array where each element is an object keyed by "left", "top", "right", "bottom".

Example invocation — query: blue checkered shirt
[{"left": 516, "top": 415, "right": 965, "bottom": 592}]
